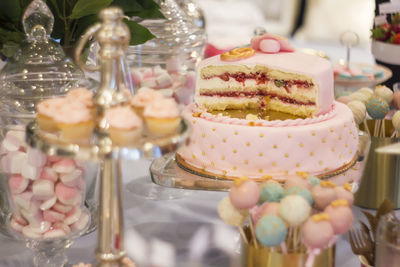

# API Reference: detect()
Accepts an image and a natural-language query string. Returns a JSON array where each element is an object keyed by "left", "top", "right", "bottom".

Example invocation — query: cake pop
[
  {"left": 336, "top": 95, "right": 352, "bottom": 105},
  {"left": 229, "top": 178, "right": 260, "bottom": 210},
  {"left": 301, "top": 213, "right": 334, "bottom": 249},
  {"left": 366, "top": 96, "right": 389, "bottom": 137},
  {"left": 218, "top": 197, "right": 248, "bottom": 243},
  {"left": 307, "top": 174, "right": 321, "bottom": 187},
  {"left": 392, "top": 91, "right": 400, "bottom": 109},
  {"left": 283, "top": 186, "right": 313, "bottom": 205},
  {"left": 358, "top": 87, "right": 374, "bottom": 99},
  {"left": 347, "top": 100, "right": 366, "bottom": 125},
  {"left": 259, "top": 180, "right": 283, "bottom": 203},
  {"left": 324, "top": 199, "right": 354, "bottom": 235},
  {"left": 375, "top": 85, "right": 393, "bottom": 104},
  {"left": 350, "top": 92, "right": 370, "bottom": 104},
  {"left": 334, "top": 183, "right": 354, "bottom": 205},
  {"left": 311, "top": 181, "right": 337, "bottom": 210},
  {"left": 260, "top": 202, "right": 280, "bottom": 217},
  {"left": 255, "top": 215, "right": 288, "bottom": 247},
  {"left": 284, "top": 174, "right": 312, "bottom": 190},
  {"left": 278, "top": 195, "right": 311, "bottom": 226},
  {"left": 391, "top": 111, "right": 400, "bottom": 138}
]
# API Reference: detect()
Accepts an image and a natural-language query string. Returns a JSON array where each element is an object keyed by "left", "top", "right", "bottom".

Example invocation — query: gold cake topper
[
  {"left": 221, "top": 47, "right": 255, "bottom": 61},
  {"left": 234, "top": 176, "right": 249, "bottom": 186}
]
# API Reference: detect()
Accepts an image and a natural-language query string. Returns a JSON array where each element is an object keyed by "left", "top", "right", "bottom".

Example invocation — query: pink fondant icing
[
  {"left": 178, "top": 101, "right": 358, "bottom": 180},
  {"left": 195, "top": 51, "right": 334, "bottom": 116}
]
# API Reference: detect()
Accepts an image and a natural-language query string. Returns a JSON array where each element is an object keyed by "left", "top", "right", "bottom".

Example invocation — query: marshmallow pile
[
  {"left": 1, "top": 130, "right": 89, "bottom": 239},
  {"left": 130, "top": 57, "right": 196, "bottom": 105}
]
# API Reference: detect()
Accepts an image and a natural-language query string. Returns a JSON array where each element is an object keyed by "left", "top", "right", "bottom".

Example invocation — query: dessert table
[{"left": 0, "top": 42, "right": 381, "bottom": 266}]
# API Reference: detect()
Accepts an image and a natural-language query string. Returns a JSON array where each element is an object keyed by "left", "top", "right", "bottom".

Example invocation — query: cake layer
[
  {"left": 178, "top": 101, "right": 358, "bottom": 179},
  {"left": 195, "top": 51, "right": 334, "bottom": 116}
]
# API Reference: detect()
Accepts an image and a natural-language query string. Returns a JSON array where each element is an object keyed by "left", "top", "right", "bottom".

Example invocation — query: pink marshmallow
[
  {"left": 14, "top": 191, "right": 33, "bottom": 210},
  {"left": 6, "top": 130, "right": 25, "bottom": 142},
  {"left": 43, "top": 209, "right": 65, "bottom": 223},
  {"left": 156, "top": 72, "right": 173, "bottom": 88},
  {"left": 47, "top": 155, "right": 62, "bottom": 163},
  {"left": 184, "top": 71, "right": 196, "bottom": 91},
  {"left": 8, "top": 175, "right": 29, "bottom": 194},
  {"left": 71, "top": 211, "right": 89, "bottom": 232},
  {"left": 10, "top": 218, "right": 24, "bottom": 232},
  {"left": 21, "top": 164, "right": 40, "bottom": 180},
  {"left": 166, "top": 57, "right": 181, "bottom": 73},
  {"left": 32, "top": 179, "right": 55, "bottom": 200},
  {"left": 43, "top": 229, "right": 66, "bottom": 239},
  {"left": 259, "top": 39, "right": 281, "bottom": 53},
  {"left": 141, "top": 77, "right": 157, "bottom": 88},
  {"left": 60, "top": 169, "right": 82, "bottom": 187},
  {"left": 22, "top": 226, "right": 42, "bottom": 239},
  {"left": 13, "top": 213, "right": 28, "bottom": 226},
  {"left": 9, "top": 151, "right": 27, "bottom": 174},
  {"left": 52, "top": 159, "right": 76, "bottom": 173},
  {"left": 251, "top": 33, "right": 295, "bottom": 52},
  {"left": 27, "top": 147, "right": 47, "bottom": 167},
  {"left": 52, "top": 222, "right": 71, "bottom": 234},
  {"left": 40, "top": 195, "right": 57, "bottom": 211},
  {"left": 55, "top": 183, "right": 79, "bottom": 205},
  {"left": 27, "top": 221, "right": 51, "bottom": 234},
  {"left": 53, "top": 202, "right": 73, "bottom": 213},
  {"left": 40, "top": 167, "right": 58, "bottom": 182},
  {"left": 141, "top": 67, "right": 153, "bottom": 78},
  {"left": 20, "top": 207, "right": 44, "bottom": 227},
  {"left": 131, "top": 70, "right": 144, "bottom": 87},
  {"left": 64, "top": 207, "right": 82, "bottom": 225},
  {"left": 153, "top": 65, "right": 166, "bottom": 76}
]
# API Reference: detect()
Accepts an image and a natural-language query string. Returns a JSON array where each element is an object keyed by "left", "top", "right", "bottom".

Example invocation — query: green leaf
[
  {"left": 111, "top": 0, "right": 164, "bottom": 19},
  {"left": 124, "top": 19, "right": 155, "bottom": 45},
  {"left": 73, "top": 15, "right": 99, "bottom": 43},
  {"left": 0, "top": 1, "right": 22, "bottom": 24},
  {"left": 0, "top": 28, "right": 24, "bottom": 44},
  {"left": 0, "top": 41, "right": 20, "bottom": 58},
  {"left": 69, "top": 0, "right": 113, "bottom": 19}
]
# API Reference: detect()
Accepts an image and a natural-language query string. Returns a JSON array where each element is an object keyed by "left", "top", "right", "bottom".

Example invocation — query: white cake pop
[
  {"left": 392, "top": 111, "right": 400, "bottom": 138},
  {"left": 357, "top": 87, "right": 374, "bottom": 99},
  {"left": 278, "top": 195, "right": 311, "bottom": 226},
  {"left": 218, "top": 197, "right": 246, "bottom": 226},
  {"left": 375, "top": 85, "right": 393, "bottom": 104},
  {"left": 347, "top": 100, "right": 366, "bottom": 125},
  {"left": 350, "top": 91, "right": 370, "bottom": 104}
]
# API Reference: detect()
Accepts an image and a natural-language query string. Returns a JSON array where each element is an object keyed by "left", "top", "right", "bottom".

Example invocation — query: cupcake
[
  {"left": 66, "top": 88, "right": 95, "bottom": 116},
  {"left": 144, "top": 98, "right": 180, "bottom": 136},
  {"left": 104, "top": 106, "right": 142, "bottom": 145},
  {"left": 54, "top": 101, "right": 95, "bottom": 141},
  {"left": 36, "top": 98, "right": 67, "bottom": 132},
  {"left": 130, "top": 88, "right": 163, "bottom": 117}
]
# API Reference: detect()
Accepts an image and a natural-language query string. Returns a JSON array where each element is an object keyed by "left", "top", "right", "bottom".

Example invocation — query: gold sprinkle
[
  {"left": 202, "top": 151, "right": 205, "bottom": 156},
  {"left": 321, "top": 180, "right": 336, "bottom": 188},
  {"left": 345, "top": 144, "right": 348, "bottom": 148},
  {"left": 312, "top": 132, "right": 316, "bottom": 136},
  {"left": 193, "top": 111, "right": 202, "bottom": 117},
  {"left": 299, "top": 143, "right": 304, "bottom": 148},
  {"left": 258, "top": 153, "right": 263, "bottom": 157},
  {"left": 339, "top": 154, "right": 343, "bottom": 159},
  {"left": 210, "top": 145, "right": 215, "bottom": 149},
  {"left": 273, "top": 145, "right": 278, "bottom": 149},
  {"left": 284, "top": 170, "right": 289, "bottom": 175},
  {"left": 284, "top": 153, "right": 289, "bottom": 158},
  {"left": 222, "top": 170, "right": 227, "bottom": 176},
  {"left": 246, "top": 142, "right": 251, "bottom": 147},
  {"left": 296, "top": 163, "right": 300, "bottom": 168},
  {"left": 272, "top": 161, "right": 277, "bottom": 167},
  {"left": 222, "top": 138, "right": 226, "bottom": 143},
  {"left": 211, "top": 161, "right": 215, "bottom": 167},
  {"left": 343, "top": 183, "right": 352, "bottom": 192},
  {"left": 212, "top": 128, "right": 216, "bottom": 131},
  {"left": 288, "top": 134, "right": 292, "bottom": 138},
  {"left": 331, "top": 148, "right": 335, "bottom": 152},
  {"left": 331, "top": 199, "right": 349, "bottom": 207},
  {"left": 258, "top": 169, "right": 263, "bottom": 173},
  {"left": 248, "top": 121, "right": 256, "bottom": 126},
  {"left": 319, "top": 161, "right": 323, "bottom": 165},
  {"left": 324, "top": 168, "right": 329, "bottom": 171},
  {"left": 233, "top": 149, "right": 237, "bottom": 153},
  {"left": 310, "top": 152, "right": 314, "bottom": 156},
  {"left": 262, "top": 175, "right": 272, "bottom": 180},
  {"left": 201, "top": 133, "right": 205, "bottom": 138},
  {"left": 221, "top": 156, "right": 225, "bottom": 160},
  {"left": 312, "top": 213, "right": 330, "bottom": 222},
  {"left": 233, "top": 166, "right": 237, "bottom": 170},
  {"left": 296, "top": 171, "right": 308, "bottom": 178},
  {"left": 260, "top": 133, "right": 264, "bottom": 138},
  {"left": 233, "top": 176, "right": 248, "bottom": 186},
  {"left": 192, "top": 154, "right": 196, "bottom": 159},
  {"left": 192, "top": 120, "right": 197, "bottom": 124},
  {"left": 339, "top": 136, "right": 342, "bottom": 140},
  {"left": 234, "top": 131, "right": 238, "bottom": 135},
  {"left": 322, "top": 138, "right": 326, "bottom": 143},
  {"left": 344, "top": 123, "right": 347, "bottom": 127},
  {"left": 330, "top": 129, "right": 334, "bottom": 133},
  {"left": 244, "top": 160, "right": 249, "bottom": 165},
  {"left": 349, "top": 150, "right": 353, "bottom": 154},
  {"left": 202, "top": 166, "right": 206, "bottom": 171},
  {"left": 350, "top": 130, "right": 353, "bottom": 134}
]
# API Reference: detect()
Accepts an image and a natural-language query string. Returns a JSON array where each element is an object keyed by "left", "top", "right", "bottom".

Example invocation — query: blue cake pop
[
  {"left": 259, "top": 181, "right": 284, "bottom": 203},
  {"left": 366, "top": 96, "right": 389, "bottom": 120},
  {"left": 308, "top": 174, "right": 321, "bottom": 187},
  {"left": 255, "top": 215, "right": 287, "bottom": 247},
  {"left": 284, "top": 186, "right": 313, "bottom": 205}
]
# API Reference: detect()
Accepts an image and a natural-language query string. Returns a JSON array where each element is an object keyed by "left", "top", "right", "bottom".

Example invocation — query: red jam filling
[{"left": 200, "top": 90, "right": 315, "bottom": 106}]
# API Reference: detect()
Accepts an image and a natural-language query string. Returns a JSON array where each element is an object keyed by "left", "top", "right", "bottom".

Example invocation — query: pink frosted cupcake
[
  {"left": 54, "top": 101, "right": 94, "bottom": 141},
  {"left": 144, "top": 98, "right": 180, "bottom": 136},
  {"left": 105, "top": 106, "right": 142, "bottom": 145},
  {"left": 37, "top": 98, "right": 68, "bottom": 132},
  {"left": 66, "top": 88, "right": 95, "bottom": 116},
  {"left": 130, "top": 88, "right": 163, "bottom": 117}
]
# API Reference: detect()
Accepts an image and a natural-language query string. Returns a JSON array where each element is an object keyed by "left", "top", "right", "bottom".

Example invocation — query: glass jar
[{"left": 375, "top": 214, "right": 400, "bottom": 267}]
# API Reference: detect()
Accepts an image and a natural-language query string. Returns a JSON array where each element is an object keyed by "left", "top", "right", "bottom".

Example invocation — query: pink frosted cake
[{"left": 178, "top": 34, "right": 358, "bottom": 179}]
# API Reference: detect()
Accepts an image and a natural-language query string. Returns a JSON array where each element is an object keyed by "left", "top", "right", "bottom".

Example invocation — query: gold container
[
  {"left": 242, "top": 243, "right": 335, "bottom": 267},
  {"left": 355, "top": 120, "right": 400, "bottom": 209}
]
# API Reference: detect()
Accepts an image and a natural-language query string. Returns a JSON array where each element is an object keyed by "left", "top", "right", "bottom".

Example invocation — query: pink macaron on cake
[
  {"left": 0, "top": 130, "right": 90, "bottom": 240},
  {"left": 218, "top": 172, "right": 355, "bottom": 267}
]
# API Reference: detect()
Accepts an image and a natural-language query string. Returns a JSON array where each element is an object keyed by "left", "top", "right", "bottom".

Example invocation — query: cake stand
[
  {"left": 150, "top": 130, "right": 370, "bottom": 192},
  {"left": 25, "top": 7, "right": 190, "bottom": 267}
]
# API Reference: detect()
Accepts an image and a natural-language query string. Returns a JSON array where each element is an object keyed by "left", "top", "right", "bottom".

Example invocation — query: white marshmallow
[
  {"left": 22, "top": 226, "right": 42, "bottom": 239},
  {"left": 156, "top": 73, "right": 173, "bottom": 88},
  {"left": 14, "top": 191, "right": 33, "bottom": 210},
  {"left": 40, "top": 195, "right": 57, "bottom": 211},
  {"left": 52, "top": 159, "right": 76, "bottom": 174},
  {"left": 40, "top": 167, "right": 58, "bottom": 182},
  {"left": 141, "top": 67, "right": 153, "bottom": 78},
  {"left": 20, "top": 206, "right": 43, "bottom": 227},
  {"left": 153, "top": 65, "right": 166, "bottom": 76},
  {"left": 32, "top": 179, "right": 55, "bottom": 200},
  {"left": 52, "top": 222, "right": 71, "bottom": 234},
  {"left": 8, "top": 175, "right": 29, "bottom": 194},
  {"left": 0, "top": 155, "right": 10, "bottom": 173},
  {"left": 9, "top": 151, "right": 27, "bottom": 174},
  {"left": 10, "top": 218, "right": 25, "bottom": 232},
  {"left": 166, "top": 57, "right": 181, "bottom": 73},
  {"left": 71, "top": 211, "right": 89, "bottom": 232},
  {"left": 131, "top": 70, "right": 144, "bottom": 86},
  {"left": 43, "top": 229, "right": 66, "bottom": 239},
  {"left": 64, "top": 207, "right": 82, "bottom": 225},
  {"left": 60, "top": 169, "right": 82, "bottom": 187},
  {"left": 43, "top": 209, "right": 65, "bottom": 223},
  {"left": 6, "top": 130, "right": 25, "bottom": 143},
  {"left": 53, "top": 202, "right": 73, "bottom": 213},
  {"left": 22, "top": 164, "right": 40, "bottom": 180},
  {"left": 141, "top": 78, "right": 157, "bottom": 88},
  {"left": 1, "top": 134, "right": 21, "bottom": 152},
  {"left": 27, "top": 147, "right": 47, "bottom": 167},
  {"left": 27, "top": 221, "right": 51, "bottom": 234}
]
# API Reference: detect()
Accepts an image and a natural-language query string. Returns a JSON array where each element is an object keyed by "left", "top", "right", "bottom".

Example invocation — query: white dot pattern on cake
[{"left": 179, "top": 102, "right": 358, "bottom": 179}]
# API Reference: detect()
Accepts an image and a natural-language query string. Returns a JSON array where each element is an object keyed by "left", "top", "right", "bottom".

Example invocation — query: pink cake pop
[
  {"left": 336, "top": 95, "right": 353, "bottom": 105},
  {"left": 302, "top": 213, "right": 334, "bottom": 249},
  {"left": 334, "top": 183, "right": 354, "bottom": 205},
  {"left": 311, "top": 181, "right": 337, "bottom": 210},
  {"left": 229, "top": 178, "right": 260, "bottom": 210},
  {"left": 392, "top": 91, "right": 400, "bottom": 109},
  {"left": 324, "top": 199, "right": 354, "bottom": 234},
  {"left": 284, "top": 173, "right": 312, "bottom": 189},
  {"left": 261, "top": 202, "right": 280, "bottom": 217}
]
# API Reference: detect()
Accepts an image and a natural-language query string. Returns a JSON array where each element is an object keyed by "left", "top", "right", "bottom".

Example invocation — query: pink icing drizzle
[{"left": 105, "top": 106, "right": 142, "bottom": 129}]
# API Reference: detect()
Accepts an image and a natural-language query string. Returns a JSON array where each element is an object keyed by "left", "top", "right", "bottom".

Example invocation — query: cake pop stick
[
  {"left": 391, "top": 111, "right": 400, "bottom": 138},
  {"left": 217, "top": 197, "right": 248, "bottom": 244},
  {"left": 366, "top": 96, "right": 389, "bottom": 137}
]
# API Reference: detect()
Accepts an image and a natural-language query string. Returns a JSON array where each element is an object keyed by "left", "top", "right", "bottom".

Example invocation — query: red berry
[{"left": 393, "top": 33, "right": 400, "bottom": 44}]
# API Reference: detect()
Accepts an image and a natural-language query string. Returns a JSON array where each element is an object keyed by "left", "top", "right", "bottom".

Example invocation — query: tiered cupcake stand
[{"left": 25, "top": 7, "right": 190, "bottom": 266}]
